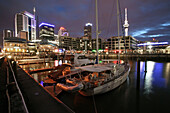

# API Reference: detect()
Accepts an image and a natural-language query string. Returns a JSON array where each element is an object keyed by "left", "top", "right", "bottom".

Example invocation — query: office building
[
  {"left": 39, "top": 22, "right": 55, "bottom": 41},
  {"left": 15, "top": 11, "right": 36, "bottom": 41},
  {"left": 106, "top": 36, "right": 138, "bottom": 53}
]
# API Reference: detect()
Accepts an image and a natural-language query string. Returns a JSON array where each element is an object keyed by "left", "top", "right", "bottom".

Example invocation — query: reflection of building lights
[{"left": 144, "top": 61, "right": 155, "bottom": 94}]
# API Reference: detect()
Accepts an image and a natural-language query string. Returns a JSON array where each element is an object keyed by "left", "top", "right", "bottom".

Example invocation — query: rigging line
[
  {"left": 92, "top": 92, "right": 98, "bottom": 113},
  {"left": 118, "top": 0, "right": 127, "bottom": 54},
  {"left": 106, "top": 0, "right": 115, "bottom": 39}
]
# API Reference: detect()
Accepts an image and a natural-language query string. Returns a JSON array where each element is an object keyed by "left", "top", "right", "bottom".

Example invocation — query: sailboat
[{"left": 55, "top": 0, "right": 131, "bottom": 96}]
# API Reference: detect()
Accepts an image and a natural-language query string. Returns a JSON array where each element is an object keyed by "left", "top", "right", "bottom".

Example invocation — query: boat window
[{"left": 77, "top": 55, "right": 88, "bottom": 59}]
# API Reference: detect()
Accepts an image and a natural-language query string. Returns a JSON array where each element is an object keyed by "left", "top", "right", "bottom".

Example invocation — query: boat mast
[
  {"left": 96, "top": 0, "right": 99, "bottom": 64},
  {"left": 117, "top": 0, "right": 120, "bottom": 64}
]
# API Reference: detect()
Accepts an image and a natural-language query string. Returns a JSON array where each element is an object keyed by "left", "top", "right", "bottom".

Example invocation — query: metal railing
[{"left": 7, "top": 59, "right": 29, "bottom": 113}]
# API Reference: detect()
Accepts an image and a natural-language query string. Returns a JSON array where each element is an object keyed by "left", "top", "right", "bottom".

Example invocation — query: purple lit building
[{"left": 39, "top": 22, "right": 55, "bottom": 41}]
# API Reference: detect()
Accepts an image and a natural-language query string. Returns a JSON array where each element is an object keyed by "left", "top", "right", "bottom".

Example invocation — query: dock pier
[{"left": 0, "top": 56, "right": 75, "bottom": 113}]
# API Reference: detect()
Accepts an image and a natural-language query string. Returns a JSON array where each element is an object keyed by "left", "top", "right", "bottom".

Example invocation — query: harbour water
[{"left": 20, "top": 59, "right": 170, "bottom": 113}]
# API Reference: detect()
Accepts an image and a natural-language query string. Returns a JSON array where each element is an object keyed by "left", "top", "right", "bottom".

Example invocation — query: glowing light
[
  {"left": 55, "top": 60, "right": 59, "bottom": 66},
  {"left": 7, "top": 55, "right": 12, "bottom": 59},
  {"left": 39, "top": 23, "right": 55, "bottom": 28},
  {"left": 24, "top": 12, "right": 34, "bottom": 18},
  {"left": 54, "top": 49, "right": 59, "bottom": 52},
  {"left": 138, "top": 42, "right": 168, "bottom": 46},
  {"left": 14, "top": 47, "right": 20, "bottom": 49},
  {"left": 148, "top": 46, "right": 152, "bottom": 49},
  {"left": 60, "top": 27, "right": 65, "bottom": 30},
  {"left": 85, "top": 23, "right": 92, "bottom": 26}
]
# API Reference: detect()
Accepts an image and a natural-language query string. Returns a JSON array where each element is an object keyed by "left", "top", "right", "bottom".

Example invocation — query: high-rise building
[
  {"left": 106, "top": 36, "right": 138, "bottom": 53},
  {"left": 58, "top": 27, "right": 69, "bottom": 37},
  {"left": 84, "top": 23, "right": 92, "bottom": 40},
  {"left": 84, "top": 23, "right": 92, "bottom": 50},
  {"left": 15, "top": 11, "right": 36, "bottom": 41},
  {"left": 39, "top": 22, "right": 55, "bottom": 41}
]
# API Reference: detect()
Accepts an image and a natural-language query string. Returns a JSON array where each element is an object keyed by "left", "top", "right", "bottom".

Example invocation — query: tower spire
[{"left": 123, "top": 8, "right": 129, "bottom": 36}]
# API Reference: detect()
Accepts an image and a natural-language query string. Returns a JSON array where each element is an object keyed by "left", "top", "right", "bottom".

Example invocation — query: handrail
[{"left": 7, "top": 59, "right": 29, "bottom": 113}]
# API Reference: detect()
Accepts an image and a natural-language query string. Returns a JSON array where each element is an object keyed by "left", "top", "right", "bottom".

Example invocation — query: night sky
[{"left": 0, "top": 0, "right": 170, "bottom": 48}]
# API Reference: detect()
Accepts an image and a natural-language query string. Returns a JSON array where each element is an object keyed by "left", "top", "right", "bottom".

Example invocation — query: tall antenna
[{"left": 123, "top": 8, "right": 129, "bottom": 36}]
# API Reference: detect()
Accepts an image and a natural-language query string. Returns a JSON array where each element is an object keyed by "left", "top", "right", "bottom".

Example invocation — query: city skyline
[{"left": 0, "top": 0, "right": 170, "bottom": 47}]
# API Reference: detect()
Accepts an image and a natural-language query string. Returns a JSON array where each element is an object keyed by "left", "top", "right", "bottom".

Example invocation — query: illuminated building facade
[
  {"left": 58, "top": 27, "right": 69, "bottom": 37},
  {"left": 59, "top": 36, "right": 80, "bottom": 50},
  {"left": 92, "top": 38, "right": 105, "bottom": 50},
  {"left": 15, "top": 11, "right": 36, "bottom": 41},
  {"left": 137, "top": 41, "right": 169, "bottom": 54},
  {"left": 39, "top": 22, "right": 55, "bottom": 41},
  {"left": 80, "top": 37, "right": 90, "bottom": 51},
  {"left": 3, "top": 37, "right": 27, "bottom": 53},
  {"left": 106, "top": 36, "right": 138, "bottom": 52}
]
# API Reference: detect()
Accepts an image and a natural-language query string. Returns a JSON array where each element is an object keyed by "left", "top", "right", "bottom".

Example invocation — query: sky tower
[{"left": 123, "top": 8, "right": 129, "bottom": 36}]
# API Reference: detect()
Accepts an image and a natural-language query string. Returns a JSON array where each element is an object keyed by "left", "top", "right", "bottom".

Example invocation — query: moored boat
[{"left": 56, "top": 63, "right": 130, "bottom": 96}]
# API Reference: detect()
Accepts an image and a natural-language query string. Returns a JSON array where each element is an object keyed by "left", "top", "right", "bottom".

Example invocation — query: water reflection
[
  {"left": 19, "top": 59, "right": 170, "bottom": 113},
  {"left": 165, "top": 63, "right": 170, "bottom": 85},
  {"left": 143, "top": 61, "right": 155, "bottom": 94}
]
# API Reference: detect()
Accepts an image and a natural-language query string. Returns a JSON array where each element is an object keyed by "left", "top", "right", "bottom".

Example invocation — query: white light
[
  {"left": 7, "top": 55, "right": 12, "bottom": 59},
  {"left": 85, "top": 23, "right": 92, "bottom": 26},
  {"left": 148, "top": 45, "right": 152, "bottom": 49}
]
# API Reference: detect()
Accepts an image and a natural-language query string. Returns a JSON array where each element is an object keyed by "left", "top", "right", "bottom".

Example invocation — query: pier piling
[{"left": 137, "top": 58, "right": 140, "bottom": 90}]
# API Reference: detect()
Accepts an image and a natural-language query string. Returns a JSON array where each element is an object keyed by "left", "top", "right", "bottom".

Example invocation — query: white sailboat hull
[{"left": 79, "top": 66, "right": 130, "bottom": 96}]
